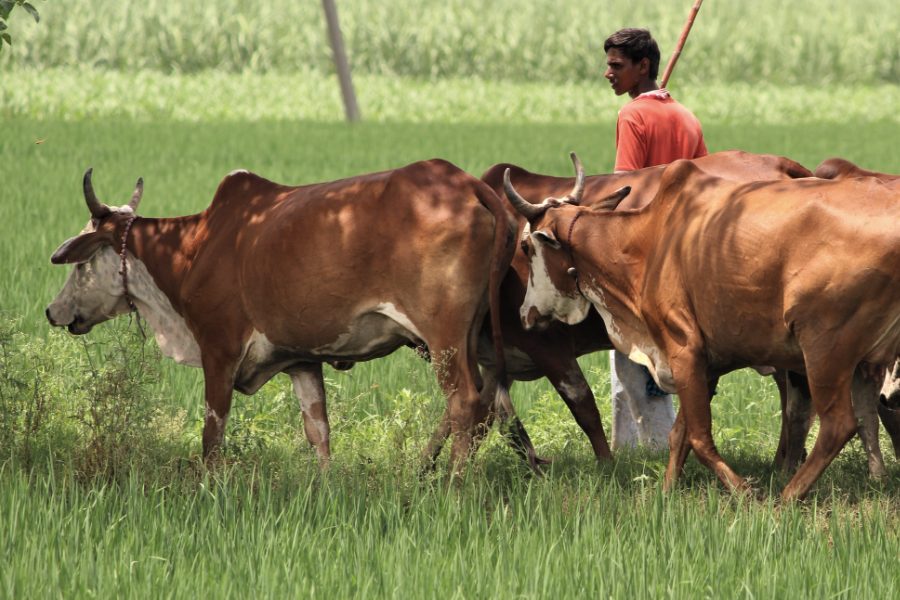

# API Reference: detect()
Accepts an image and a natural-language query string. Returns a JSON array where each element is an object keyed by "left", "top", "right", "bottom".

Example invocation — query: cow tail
[{"left": 477, "top": 182, "right": 545, "bottom": 473}]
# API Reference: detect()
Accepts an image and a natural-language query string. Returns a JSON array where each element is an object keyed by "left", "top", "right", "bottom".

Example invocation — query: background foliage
[{"left": 2, "top": 0, "right": 900, "bottom": 85}]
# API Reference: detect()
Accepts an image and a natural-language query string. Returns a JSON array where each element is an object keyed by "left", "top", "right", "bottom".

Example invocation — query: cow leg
[
  {"left": 420, "top": 370, "right": 503, "bottom": 473},
  {"left": 666, "top": 357, "right": 749, "bottom": 494},
  {"left": 665, "top": 410, "right": 691, "bottom": 489},
  {"left": 288, "top": 363, "right": 331, "bottom": 465},
  {"left": 850, "top": 370, "right": 885, "bottom": 478},
  {"left": 543, "top": 357, "right": 613, "bottom": 462},
  {"left": 772, "top": 370, "right": 789, "bottom": 468},
  {"left": 877, "top": 398, "right": 900, "bottom": 460},
  {"left": 779, "top": 371, "right": 815, "bottom": 474},
  {"left": 664, "top": 378, "right": 716, "bottom": 490},
  {"left": 878, "top": 358, "right": 900, "bottom": 459},
  {"left": 428, "top": 340, "right": 484, "bottom": 475},
  {"left": 782, "top": 373, "right": 857, "bottom": 502},
  {"left": 201, "top": 359, "right": 237, "bottom": 459}
]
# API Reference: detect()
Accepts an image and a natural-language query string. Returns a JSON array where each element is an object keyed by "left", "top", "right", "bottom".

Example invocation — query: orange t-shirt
[{"left": 614, "top": 90, "right": 708, "bottom": 172}]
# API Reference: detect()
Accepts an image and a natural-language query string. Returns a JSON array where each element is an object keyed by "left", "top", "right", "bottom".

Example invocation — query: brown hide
[
  {"left": 48, "top": 161, "right": 524, "bottom": 471},
  {"left": 519, "top": 158, "right": 900, "bottom": 501},
  {"left": 814, "top": 157, "right": 900, "bottom": 183},
  {"left": 475, "top": 150, "right": 811, "bottom": 463}
]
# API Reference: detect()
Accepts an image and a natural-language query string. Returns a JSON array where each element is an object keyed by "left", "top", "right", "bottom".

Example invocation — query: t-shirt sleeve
[
  {"left": 693, "top": 133, "right": 709, "bottom": 159},
  {"left": 614, "top": 110, "right": 647, "bottom": 172}
]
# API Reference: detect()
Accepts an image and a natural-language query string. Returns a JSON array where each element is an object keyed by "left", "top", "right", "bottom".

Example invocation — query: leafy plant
[{"left": 0, "top": 0, "right": 41, "bottom": 53}]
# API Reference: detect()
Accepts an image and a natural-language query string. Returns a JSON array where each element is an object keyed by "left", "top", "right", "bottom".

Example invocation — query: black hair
[{"left": 604, "top": 28, "right": 660, "bottom": 81}]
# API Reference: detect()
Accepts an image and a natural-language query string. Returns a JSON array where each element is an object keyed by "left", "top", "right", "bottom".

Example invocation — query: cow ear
[
  {"left": 533, "top": 229, "right": 560, "bottom": 249},
  {"left": 50, "top": 232, "right": 111, "bottom": 265},
  {"left": 590, "top": 186, "right": 631, "bottom": 212}
]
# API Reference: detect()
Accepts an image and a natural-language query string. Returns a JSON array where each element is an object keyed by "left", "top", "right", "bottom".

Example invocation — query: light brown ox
[
  {"left": 508, "top": 153, "right": 900, "bottom": 501},
  {"left": 45, "top": 161, "right": 544, "bottom": 471},
  {"left": 461, "top": 151, "right": 813, "bottom": 464},
  {"left": 804, "top": 157, "right": 900, "bottom": 467}
]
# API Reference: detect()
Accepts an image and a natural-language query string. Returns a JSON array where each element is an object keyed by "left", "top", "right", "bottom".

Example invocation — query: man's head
[{"left": 604, "top": 28, "right": 660, "bottom": 97}]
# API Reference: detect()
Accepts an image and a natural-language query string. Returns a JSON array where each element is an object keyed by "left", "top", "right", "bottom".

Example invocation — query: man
[{"left": 603, "top": 28, "right": 708, "bottom": 450}]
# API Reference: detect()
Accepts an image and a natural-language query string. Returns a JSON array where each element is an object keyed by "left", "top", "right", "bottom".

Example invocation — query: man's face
[{"left": 604, "top": 48, "right": 647, "bottom": 96}]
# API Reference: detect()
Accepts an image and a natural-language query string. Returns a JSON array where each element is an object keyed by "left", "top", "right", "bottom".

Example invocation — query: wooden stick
[
  {"left": 659, "top": 0, "right": 704, "bottom": 89},
  {"left": 322, "top": 0, "right": 361, "bottom": 122}
]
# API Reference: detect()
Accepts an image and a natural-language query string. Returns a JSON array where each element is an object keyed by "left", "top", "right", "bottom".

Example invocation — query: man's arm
[
  {"left": 614, "top": 111, "right": 647, "bottom": 173},
  {"left": 693, "top": 134, "right": 709, "bottom": 159}
]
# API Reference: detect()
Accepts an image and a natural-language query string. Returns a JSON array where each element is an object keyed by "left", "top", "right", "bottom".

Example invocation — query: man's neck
[{"left": 628, "top": 80, "right": 660, "bottom": 100}]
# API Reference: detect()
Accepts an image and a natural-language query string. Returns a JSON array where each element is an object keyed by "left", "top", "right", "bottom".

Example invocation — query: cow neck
[
  {"left": 566, "top": 206, "right": 653, "bottom": 320},
  {"left": 123, "top": 214, "right": 204, "bottom": 317}
]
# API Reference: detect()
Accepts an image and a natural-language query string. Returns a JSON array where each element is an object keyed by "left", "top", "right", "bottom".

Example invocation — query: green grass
[
  {"left": 4, "top": 69, "right": 900, "bottom": 125},
  {"left": 4, "top": 117, "right": 900, "bottom": 598},
  {"left": 3, "top": 0, "right": 900, "bottom": 86},
  {"left": 4, "top": 467, "right": 900, "bottom": 599}
]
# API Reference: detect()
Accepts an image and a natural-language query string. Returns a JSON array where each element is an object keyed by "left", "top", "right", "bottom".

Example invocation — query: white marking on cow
[
  {"left": 558, "top": 366, "right": 591, "bottom": 401},
  {"left": 583, "top": 280, "right": 676, "bottom": 394},
  {"left": 521, "top": 233, "right": 590, "bottom": 326},
  {"left": 206, "top": 404, "right": 227, "bottom": 429},
  {"left": 243, "top": 329, "right": 277, "bottom": 367},
  {"left": 311, "top": 302, "right": 424, "bottom": 357},
  {"left": 374, "top": 302, "right": 424, "bottom": 339},
  {"left": 228, "top": 169, "right": 250, "bottom": 177},
  {"left": 127, "top": 257, "right": 203, "bottom": 367},
  {"left": 291, "top": 371, "right": 330, "bottom": 450}
]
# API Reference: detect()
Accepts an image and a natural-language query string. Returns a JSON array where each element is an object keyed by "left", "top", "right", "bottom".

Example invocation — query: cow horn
[
  {"left": 504, "top": 168, "right": 543, "bottom": 221},
  {"left": 564, "top": 152, "right": 586, "bottom": 204},
  {"left": 128, "top": 177, "right": 143, "bottom": 212},
  {"left": 83, "top": 168, "right": 109, "bottom": 218}
]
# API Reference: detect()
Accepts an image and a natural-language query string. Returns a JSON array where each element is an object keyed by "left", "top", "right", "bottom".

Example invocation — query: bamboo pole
[
  {"left": 659, "top": 0, "right": 704, "bottom": 89},
  {"left": 321, "top": 0, "right": 360, "bottom": 122}
]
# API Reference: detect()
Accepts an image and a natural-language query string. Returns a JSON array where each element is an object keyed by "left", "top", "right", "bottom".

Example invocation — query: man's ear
[
  {"left": 638, "top": 57, "right": 650, "bottom": 76},
  {"left": 50, "top": 232, "right": 112, "bottom": 265},
  {"left": 590, "top": 186, "right": 631, "bottom": 212},
  {"left": 533, "top": 229, "right": 560, "bottom": 249}
]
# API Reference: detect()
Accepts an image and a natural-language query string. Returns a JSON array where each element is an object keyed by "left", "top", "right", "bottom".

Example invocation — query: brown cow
[
  {"left": 795, "top": 157, "right": 900, "bottom": 471},
  {"left": 468, "top": 151, "right": 811, "bottom": 462},
  {"left": 45, "top": 161, "right": 543, "bottom": 471},
  {"left": 508, "top": 153, "right": 900, "bottom": 501},
  {"left": 814, "top": 157, "right": 900, "bottom": 184}
]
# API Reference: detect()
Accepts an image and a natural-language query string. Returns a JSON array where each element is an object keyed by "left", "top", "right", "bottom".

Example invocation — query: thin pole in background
[
  {"left": 321, "top": 0, "right": 361, "bottom": 122},
  {"left": 659, "top": 0, "right": 704, "bottom": 88}
]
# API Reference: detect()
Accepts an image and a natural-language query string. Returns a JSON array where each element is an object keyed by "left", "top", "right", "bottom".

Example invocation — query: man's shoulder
[{"left": 624, "top": 96, "right": 700, "bottom": 126}]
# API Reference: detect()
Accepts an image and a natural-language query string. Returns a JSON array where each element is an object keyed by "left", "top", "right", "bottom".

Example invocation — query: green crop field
[
  {"left": 4, "top": 117, "right": 900, "bottom": 598},
  {"left": 4, "top": 0, "right": 900, "bottom": 597}
]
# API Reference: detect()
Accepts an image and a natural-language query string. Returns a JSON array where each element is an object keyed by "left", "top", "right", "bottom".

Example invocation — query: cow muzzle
[
  {"left": 522, "top": 306, "right": 553, "bottom": 332},
  {"left": 46, "top": 305, "right": 94, "bottom": 335}
]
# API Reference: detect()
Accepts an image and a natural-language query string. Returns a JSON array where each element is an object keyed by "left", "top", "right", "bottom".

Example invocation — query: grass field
[
  {"left": 4, "top": 114, "right": 900, "bottom": 597},
  {"left": 4, "top": 3, "right": 900, "bottom": 591},
  {"left": 3, "top": 0, "right": 900, "bottom": 86}
]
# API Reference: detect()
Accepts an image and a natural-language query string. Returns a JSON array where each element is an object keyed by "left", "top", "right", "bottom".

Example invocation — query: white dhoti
[{"left": 610, "top": 350, "right": 676, "bottom": 450}]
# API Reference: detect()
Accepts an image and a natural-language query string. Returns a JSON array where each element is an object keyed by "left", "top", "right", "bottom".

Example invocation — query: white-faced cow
[
  {"left": 466, "top": 151, "right": 812, "bottom": 463},
  {"left": 508, "top": 153, "right": 900, "bottom": 501},
  {"left": 46, "top": 161, "right": 544, "bottom": 471}
]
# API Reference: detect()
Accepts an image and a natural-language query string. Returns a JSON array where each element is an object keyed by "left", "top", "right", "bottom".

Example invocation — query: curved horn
[
  {"left": 128, "top": 177, "right": 143, "bottom": 212},
  {"left": 83, "top": 168, "right": 109, "bottom": 218},
  {"left": 564, "top": 152, "right": 586, "bottom": 204},
  {"left": 503, "top": 168, "right": 543, "bottom": 221}
]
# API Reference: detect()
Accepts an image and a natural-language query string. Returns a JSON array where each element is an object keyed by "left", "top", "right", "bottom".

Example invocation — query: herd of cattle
[{"left": 44, "top": 149, "right": 900, "bottom": 502}]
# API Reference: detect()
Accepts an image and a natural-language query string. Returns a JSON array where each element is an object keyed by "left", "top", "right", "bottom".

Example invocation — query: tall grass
[
  {"left": 3, "top": 466, "right": 900, "bottom": 599},
  {"left": 2, "top": 0, "right": 900, "bottom": 85}
]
